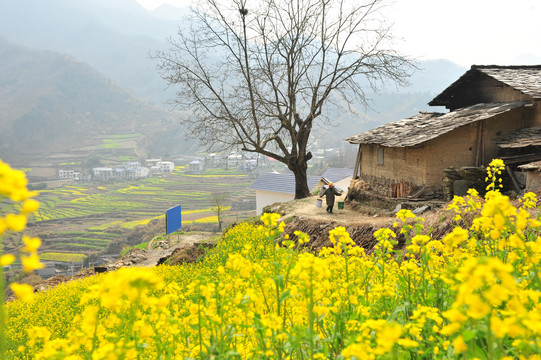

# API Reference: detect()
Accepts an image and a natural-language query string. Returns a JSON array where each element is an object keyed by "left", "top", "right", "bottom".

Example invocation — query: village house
[
  {"left": 188, "top": 159, "right": 205, "bottom": 174},
  {"left": 227, "top": 153, "right": 243, "bottom": 168},
  {"left": 58, "top": 169, "right": 79, "bottom": 180},
  {"left": 346, "top": 65, "right": 541, "bottom": 199},
  {"left": 158, "top": 161, "right": 175, "bottom": 173},
  {"left": 92, "top": 167, "right": 114, "bottom": 181},
  {"left": 250, "top": 172, "right": 320, "bottom": 214}
]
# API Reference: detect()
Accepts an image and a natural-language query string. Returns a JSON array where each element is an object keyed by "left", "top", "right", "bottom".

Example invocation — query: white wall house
[
  {"left": 227, "top": 153, "right": 243, "bottom": 167},
  {"left": 189, "top": 160, "right": 204, "bottom": 174},
  {"left": 158, "top": 161, "right": 175, "bottom": 172},
  {"left": 250, "top": 172, "right": 320, "bottom": 214},
  {"left": 126, "top": 161, "right": 142, "bottom": 168},
  {"left": 135, "top": 167, "right": 150, "bottom": 178},
  {"left": 58, "top": 169, "right": 77, "bottom": 179},
  {"left": 93, "top": 167, "right": 113, "bottom": 181}
]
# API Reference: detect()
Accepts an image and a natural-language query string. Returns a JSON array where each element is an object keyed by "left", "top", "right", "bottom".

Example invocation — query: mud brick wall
[{"left": 350, "top": 176, "right": 443, "bottom": 200}]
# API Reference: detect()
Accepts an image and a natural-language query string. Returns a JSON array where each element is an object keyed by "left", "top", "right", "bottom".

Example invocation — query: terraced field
[{"left": 13, "top": 167, "right": 256, "bottom": 260}]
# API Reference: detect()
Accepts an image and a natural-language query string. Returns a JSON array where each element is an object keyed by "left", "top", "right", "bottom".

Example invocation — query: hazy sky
[{"left": 136, "top": 0, "right": 541, "bottom": 68}]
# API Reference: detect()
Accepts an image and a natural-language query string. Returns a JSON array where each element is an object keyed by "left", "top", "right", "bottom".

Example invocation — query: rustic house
[{"left": 346, "top": 65, "right": 541, "bottom": 199}]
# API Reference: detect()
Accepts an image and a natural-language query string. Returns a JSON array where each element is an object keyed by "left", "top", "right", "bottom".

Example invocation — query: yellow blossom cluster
[
  {"left": 0, "top": 159, "right": 39, "bottom": 237},
  {"left": 486, "top": 158, "right": 506, "bottom": 192},
  {"left": 1, "top": 159, "right": 43, "bottom": 305},
  {"left": 2, "top": 159, "right": 541, "bottom": 359}
]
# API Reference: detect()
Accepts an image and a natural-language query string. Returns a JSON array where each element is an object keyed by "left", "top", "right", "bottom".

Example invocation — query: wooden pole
[
  {"left": 475, "top": 122, "right": 482, "bottom": 167},
  {"left": 353, "top": 145, "right": 362, "bottom": 179}
]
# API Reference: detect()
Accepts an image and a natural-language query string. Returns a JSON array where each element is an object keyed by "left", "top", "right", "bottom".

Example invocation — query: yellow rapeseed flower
[
  {"left": 0, "top": 253, "right": 15, "bottom": 266},
  {"left": 21, "top": 198, "right": 40, "bottom": 213},
  {"left": 261, "top": 213, "right": 281, "bottom": 227},
  {"left": 21, "top": 253, "right": 44, "bottom": 273},
  {"left": 5, "top": 213, "right": 27, "bottom": 232},
  {"left": 452, "top": 335, "right": 468, "bottom": 354},
  {"left": 22, "top": 235, "right": 42, "bottom": 253},
  {"left": 10, "top": 283, "right": 35, "bottom": 302}
]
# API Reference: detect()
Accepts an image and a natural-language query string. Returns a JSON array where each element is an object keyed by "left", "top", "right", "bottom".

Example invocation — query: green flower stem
[{"left": 0, "top": 265, "right": 5, "bottom": 360}]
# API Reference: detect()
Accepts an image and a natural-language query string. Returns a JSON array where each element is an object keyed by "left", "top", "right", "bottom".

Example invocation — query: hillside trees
[
  {"left": 210, "top": 192, "right": 230, "bottom": 231},
  {"left": 154, "top": 0, "right": 414, "bottom": 198}
]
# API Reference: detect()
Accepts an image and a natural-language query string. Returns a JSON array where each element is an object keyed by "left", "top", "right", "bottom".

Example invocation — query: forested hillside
[{"left": 0, "top": 39, "right": 194, "bottom": 167}]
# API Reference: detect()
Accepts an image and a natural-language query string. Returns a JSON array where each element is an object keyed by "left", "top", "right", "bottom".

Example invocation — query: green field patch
[
  {"left": 55, "top": 243, "right": 104, "bottom": 250},
  {"left": 41, "top": 189, "right": 87, "bottom": 196},
  {"left": 101, "top": 139, "right": 122, "bottom": 149},
  {"left": 49, "top": 231, "right": 117, "bottom": 243},
  {"left": 111, "top": 133, "right": 141, "bottom": 139},
  {"left": 100, "top": 134, "right": 141, "bottom": 150},
  {"left": 88, "top": 221, "right": 123, "bottom": 231},
  {"left": 114, "top": 185, "right": 165, "bottom": 195},
  {"left": 85, "top": 231, "right": 121, "bottom": 237},
  {"left": 40, "top": 252, "right": 87, "bottom": 262},
  {"left": 73, "top": 237, "right": 111, "bottom": 245}
]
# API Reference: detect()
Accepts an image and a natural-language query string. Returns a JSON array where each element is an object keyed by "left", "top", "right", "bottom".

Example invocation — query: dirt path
[{"left": 274, "top": 196, "right": 394, "bottom": 226}]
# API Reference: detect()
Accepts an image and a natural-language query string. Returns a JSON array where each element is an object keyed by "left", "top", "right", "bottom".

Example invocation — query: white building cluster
[
  {"left": 59, "top": 159, "right": 175, "bottom": 182},
  {"left": 58, "top": 169, "right": 80, "bottom": 180}
]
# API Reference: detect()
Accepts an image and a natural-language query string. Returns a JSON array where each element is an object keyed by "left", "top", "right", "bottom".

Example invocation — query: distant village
[
  {"left": 56, "top": 148, "right": 348, "bottom": 183},
  {"left": 58, "top": 159, "right": 175, "bottom": 182}
]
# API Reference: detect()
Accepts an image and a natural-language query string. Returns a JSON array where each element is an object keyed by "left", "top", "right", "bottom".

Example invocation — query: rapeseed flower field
[{"left": 1, "top": 158, "right": 541, "bottom": 359}]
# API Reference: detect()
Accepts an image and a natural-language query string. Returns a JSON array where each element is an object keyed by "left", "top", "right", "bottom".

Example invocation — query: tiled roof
[
  {"left": 321, "top": 168, "right": 354, "bottom": 182},
  {"left": 250, "top": 172, "right": 320, "bottom": 194},
  {"left": 497, "top": 127, "right": 541, "bottom": 148},
  {"left": 477, "top": 66, "right": 541, "bottom": 99},
  {"left": 430, "top": 65, "right": 541, "bottom": 106},
  {"left": 346, "top": 102, "right": 527, "bottom": 147}
]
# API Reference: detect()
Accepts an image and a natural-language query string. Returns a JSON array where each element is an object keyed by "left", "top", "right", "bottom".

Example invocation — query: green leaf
[
  {"left": 279, "top": 290, "right": 291, "bottom": 304},
  {"left": 274, "top": 274, "right": 285, "bottom": 289},
  {"left": 461, "top": 329, "right": 476, "bottom": 342}
]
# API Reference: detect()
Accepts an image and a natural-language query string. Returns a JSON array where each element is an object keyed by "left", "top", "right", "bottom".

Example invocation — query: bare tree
[
  {"left": 154, "top": 0, "right": 414, "bottom": 199},
  {"left": 210, "top": 192, "right": 230, "bottom": 231}
]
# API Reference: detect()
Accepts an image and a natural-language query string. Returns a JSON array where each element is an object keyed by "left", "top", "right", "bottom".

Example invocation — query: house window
[{"left": 377, "top": 147, "right": 384, "bottom": 165}]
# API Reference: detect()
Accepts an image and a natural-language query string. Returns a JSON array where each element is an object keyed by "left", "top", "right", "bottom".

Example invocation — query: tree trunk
[{"left": 292, "top": 164, "right": 311, "bottom": 199}]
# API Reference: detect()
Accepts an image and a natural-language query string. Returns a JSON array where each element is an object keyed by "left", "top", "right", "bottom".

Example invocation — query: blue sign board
[{"left": 166, "top": 205, "right": 182, "bottom": 234}]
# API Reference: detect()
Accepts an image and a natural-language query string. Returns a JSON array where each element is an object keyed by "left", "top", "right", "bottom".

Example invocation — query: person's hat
[{"left": 329, "top": 182, "right": 334, "bottom": 187}]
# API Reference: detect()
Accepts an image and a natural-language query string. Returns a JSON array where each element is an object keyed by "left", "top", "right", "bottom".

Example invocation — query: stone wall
[
  {"left": 442, "top": 166, "right": 513, "bottom": 200},
  {"left": 442, "top": 167, "right": 486, "bottom": 200}
]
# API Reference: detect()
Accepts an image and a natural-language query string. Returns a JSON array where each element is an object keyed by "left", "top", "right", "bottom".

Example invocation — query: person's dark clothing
[{"left": 320, "top": 186, "right": 341, "bottom": 213}]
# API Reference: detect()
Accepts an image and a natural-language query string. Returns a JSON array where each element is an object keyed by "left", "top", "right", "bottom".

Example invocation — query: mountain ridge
[{"left": 0, "top": 38, "right": 193, "bottom": 171}]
